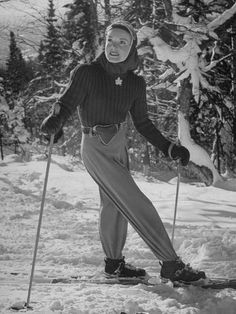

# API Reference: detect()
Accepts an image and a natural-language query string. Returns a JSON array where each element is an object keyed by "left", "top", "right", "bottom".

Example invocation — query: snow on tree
[
  {"left": 137, "top": 1, "right": 236, "bottom": 187},
  {"left": 0, "top": 78, "right": 8, "bottom": 112},
  {"left": 7, "top": 99, "right": 30, "bottom": 143},
  {"left": 0, "top": 75, "right": 31, "bottom": 160}
]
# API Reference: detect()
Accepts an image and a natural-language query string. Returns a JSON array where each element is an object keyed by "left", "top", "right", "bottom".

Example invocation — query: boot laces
[
  {"left": 115, "top": 261, "right": 139, "bottom": 276},
  {"left": 175, "top": 260, "right": 200, "bottom": 276},
  {"left": 118, "top": 261, "right": 136, "bottom": 271}
]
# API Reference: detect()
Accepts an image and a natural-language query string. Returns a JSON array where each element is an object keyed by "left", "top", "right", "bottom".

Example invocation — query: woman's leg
[{"left": 99, "top": 187, "right": 128, "bottom": 259}]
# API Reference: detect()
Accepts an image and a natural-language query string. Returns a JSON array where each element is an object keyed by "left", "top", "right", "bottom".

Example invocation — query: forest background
[{"left": 0, "top": 0, "right": 236, "bottom": 188}]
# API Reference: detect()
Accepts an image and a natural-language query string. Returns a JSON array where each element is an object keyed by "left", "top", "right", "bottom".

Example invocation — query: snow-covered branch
[
  {"left": 54, "top": 81, "right": 67, "bottom": 88},
  {"left": 203, "top": 53, "right": 233, "bottom": 72},
  {"left": 138, "top": 26, "right": 202, "bottom": 102},
  {"left": 208, "top": 3, "right": 236, "bottom": 30},
  {"left": 34, "top": 94, "right": 60, "bottom": 103}
]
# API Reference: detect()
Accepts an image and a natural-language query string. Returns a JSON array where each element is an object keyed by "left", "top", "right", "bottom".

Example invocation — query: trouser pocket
[{"left": 95, "top": 125, "right": 119, "bottom": 145}]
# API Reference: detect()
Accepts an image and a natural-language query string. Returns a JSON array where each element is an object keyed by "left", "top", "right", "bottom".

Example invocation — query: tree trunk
[
  {"left": 161, "top": 0, "right": 172, "bottom": 21},
  {"left": 232, "top": 16, "right": 236, "bottom": 169},
  {"left": 104, "top": 0, "right": 111, "bottom": 26},
  {"left": 89, "top": 0, "right": 99, "bottom": 58},
  {"left": 177, "top": 78, "right": 222, "bottom": 185},
  {"left": 0, "top": 133, "right": 3, "bottom": 160},
  {"left": 221, "top": 15, "right": 236, "bottom": 177}
]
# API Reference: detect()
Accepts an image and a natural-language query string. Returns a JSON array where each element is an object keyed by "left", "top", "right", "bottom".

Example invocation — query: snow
[{"left": 1, "top": 154, "right": 236, "bottom": 313}]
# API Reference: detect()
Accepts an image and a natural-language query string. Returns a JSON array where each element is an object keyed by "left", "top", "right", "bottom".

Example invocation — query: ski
[
  {"left": 51, "top": 276, "right": 152, "bottom": 286},
  {"left": 173, "top": 277, "right": 236, "bottom": 290},
  {"left": 51, "top": 275, "right": 236, "bottom": 290},
  {"left": 8, "top": 272, "right": 236, "bottom": 290}
]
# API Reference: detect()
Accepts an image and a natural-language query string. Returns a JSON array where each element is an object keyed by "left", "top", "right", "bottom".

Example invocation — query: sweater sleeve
[
  {"left": 129, "top": 76, "right": 171, "bottom": 156},
  {"left": 57, "top": 64, "right": 89, "bottom": 117}
]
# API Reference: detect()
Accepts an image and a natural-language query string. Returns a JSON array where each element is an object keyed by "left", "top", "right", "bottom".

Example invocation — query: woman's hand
[
  {"left": 40, "top": 114, "right": 62, "bottom": 135},
  {"left": 169, "top": 144, "right": 190, "bottom": 166}
]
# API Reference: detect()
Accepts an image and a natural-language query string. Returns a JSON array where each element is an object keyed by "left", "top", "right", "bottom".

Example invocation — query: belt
[{"left": 82, "top": 123, "right": 122, "bottom": 136}]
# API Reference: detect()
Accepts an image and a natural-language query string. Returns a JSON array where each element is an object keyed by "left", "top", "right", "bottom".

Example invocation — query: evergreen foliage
[
  {"left": 39, "top": 0, "right": 63, "bottom": 73},
  {"left": 62, "top": 0, "right": 97, "bottom": 67},
  {"left": 6, "top": 31, "right": 30, "bottom": 94},
  {"left": 124, "top": 0, "right": 153, "bottom": 25}
]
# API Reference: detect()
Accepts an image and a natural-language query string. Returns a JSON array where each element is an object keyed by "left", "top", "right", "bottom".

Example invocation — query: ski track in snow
[{"left": 0, "top": 154, "right": 236, "bottom": 313}]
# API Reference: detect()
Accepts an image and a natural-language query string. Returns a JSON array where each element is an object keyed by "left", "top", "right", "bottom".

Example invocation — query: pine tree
[
  {"left": 39, "top": 0, "right": 63, "bottom": 73},
  {"left": 6, "top": 31, "right": 29, "bottom": 93},
  {"left": 62, "top": 0, "right": 97, "bottom": 65}
]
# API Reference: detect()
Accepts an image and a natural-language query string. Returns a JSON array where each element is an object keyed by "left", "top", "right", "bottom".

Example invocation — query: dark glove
[
  {"left": 43, "top": 128, "right": 64, "bottom": 144},
  {"left": 41, "top": 114, "right": 63, "bottom": 135},
  {"left": 169, "top": 143, "right": 190, "bottom": 166},
  {"left": 40, "top": 102, "right": 71, "bottom": 136}
]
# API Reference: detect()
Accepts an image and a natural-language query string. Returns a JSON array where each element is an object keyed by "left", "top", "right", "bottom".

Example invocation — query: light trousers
[{"left": 81, "top": 124, "right": 177, "bottom": 261}]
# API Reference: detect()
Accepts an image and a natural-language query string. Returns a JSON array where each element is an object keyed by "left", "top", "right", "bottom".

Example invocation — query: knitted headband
[{"left": 105, "top": 21, "right": 137, "bottom": 47}]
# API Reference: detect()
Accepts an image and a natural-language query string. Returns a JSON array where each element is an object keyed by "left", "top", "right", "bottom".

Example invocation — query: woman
[{"left": 41, "top": 21, "right": 206, "bottom": 283}]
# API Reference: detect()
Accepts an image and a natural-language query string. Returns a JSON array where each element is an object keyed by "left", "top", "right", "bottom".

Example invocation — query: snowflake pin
[{"left": 115, "top": 77, "right": 122, "bottom": 86}]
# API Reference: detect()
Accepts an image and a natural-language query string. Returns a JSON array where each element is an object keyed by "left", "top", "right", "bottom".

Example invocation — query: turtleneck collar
[{"left": 93, "top": 45, "right": 139, "bottom": 77}]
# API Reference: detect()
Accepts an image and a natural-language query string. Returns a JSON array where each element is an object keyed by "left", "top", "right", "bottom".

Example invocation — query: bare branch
[{"left": 203, "top": 53, "right": 233, "bottom": 72}]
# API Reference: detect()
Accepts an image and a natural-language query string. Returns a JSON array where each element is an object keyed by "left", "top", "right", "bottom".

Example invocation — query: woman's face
[{"left": 105, "top": 28, "right": 132, "bottom": 63}]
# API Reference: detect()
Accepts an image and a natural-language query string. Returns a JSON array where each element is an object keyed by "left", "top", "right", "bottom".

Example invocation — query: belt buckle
[
  {"left": 83, "top": 123, "right": 122, "bottom": 137},
  {"left": 89, "top": 127, "right": 96, "bottom": 137},
  {"left": 83, "top": 127, "right": 95, "bottom": 137}
]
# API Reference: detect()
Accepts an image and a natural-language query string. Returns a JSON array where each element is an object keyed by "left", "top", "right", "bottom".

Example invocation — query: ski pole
[
  {"left": 171, "top": 161, "right": 180, "bottom": 244},
  {"left": 25, "top": 134, "right": 54, "bottom": 309}
]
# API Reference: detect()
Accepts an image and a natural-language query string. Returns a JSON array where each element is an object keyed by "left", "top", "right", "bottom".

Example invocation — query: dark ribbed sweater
[{"left": 59, "top": 63, "right": 171, "bottom": 155}]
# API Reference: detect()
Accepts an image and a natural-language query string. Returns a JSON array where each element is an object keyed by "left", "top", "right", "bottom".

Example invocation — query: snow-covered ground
[{"left": 1, "top": 153, "right": 236, "bottom": 314}]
